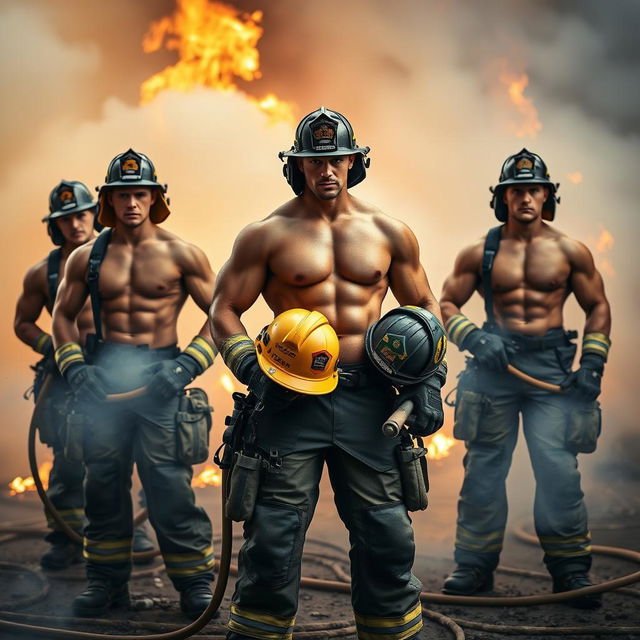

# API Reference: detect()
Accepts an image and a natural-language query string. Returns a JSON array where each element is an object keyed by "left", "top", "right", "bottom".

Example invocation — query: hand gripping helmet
[
  {"left": 96, "top": 148, "right": 170, "bottom": 227},
  {"left": 255, "top": 308, "right": 340, "bottom": 395},
  {"left": 42, "top": 180, "right": 101, "bottom": 246},
  {"left": 490, "top": 148, "right": 560, "bottom": 222},
  {"left": 278, "top": 107, "right": 371, "bottom": 196},
  {"left": 365, "top": 306, "right": 447, "bottom": 386}
]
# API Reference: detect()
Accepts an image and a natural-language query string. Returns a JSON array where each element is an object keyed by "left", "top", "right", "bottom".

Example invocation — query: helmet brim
[
  {"left": 280, "top": 146, "right": 369, "bottom": 158},
  {"left": 43, "top": 201, "right": 97, "bottom": 222},
  {"left": 256, "top": 349, "right": 338, "bottom": 395}
]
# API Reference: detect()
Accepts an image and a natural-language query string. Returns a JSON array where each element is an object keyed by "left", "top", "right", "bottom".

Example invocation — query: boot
[
  {"left": 553, "top": 572, "right": 602, "bottom": 609},
  {"left": 442, "top": 565, "right": 494, "bottom": 595},
  {"left": 40, "top": 542, "right": 83, "bottom": 570},
  {"left": 180, "top": 584, "right": 217, "bottom": 620},
  {"left": 132, "top": 524, "right": 155, "bottom": 565},
  {"left": 72, "top": 580, "right": 130, "bottom": 617}
]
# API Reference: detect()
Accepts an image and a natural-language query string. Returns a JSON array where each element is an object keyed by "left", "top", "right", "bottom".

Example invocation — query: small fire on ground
[
  {"left": 192, "top": 464, "right": 222, "bottom": 487},
  {"left": 8, "top": 461, "right": 52, "bottom": 496},
  {"left": 425, "top": 433, "right": 457, "bottom": 460}
]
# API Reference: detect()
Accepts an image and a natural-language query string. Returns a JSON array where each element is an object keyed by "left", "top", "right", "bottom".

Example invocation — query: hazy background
[{"left": 1, "top": 0, "right": 638, "bottom": 548}]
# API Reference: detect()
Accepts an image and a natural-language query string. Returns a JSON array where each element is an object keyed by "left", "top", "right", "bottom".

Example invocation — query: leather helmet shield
[
  {"left": 255, "top": 308, "right": 339, "bottom": 395},
  {"left": 490, "top": 148, "right": 558, "bottom": 222},
  {"left": 97, "top": 149, "right": 170, "bottom": 226}
]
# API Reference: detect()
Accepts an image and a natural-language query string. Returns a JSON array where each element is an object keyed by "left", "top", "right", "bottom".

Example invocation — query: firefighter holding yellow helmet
[{"left": 210, "top": 107, "right": 446, "bottom": 640}]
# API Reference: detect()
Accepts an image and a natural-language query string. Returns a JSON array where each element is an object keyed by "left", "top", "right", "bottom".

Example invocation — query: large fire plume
[
  {"left": 8, "top": 461, "right": 52, "bottom": 496},
  {"left": 499, "top": 69, "right": 542, "bottom": 138},
  {"left": 192, "top": 463, "right": 222, "bottom": 487},
  {"left": 425, "top": 433, "right": 457, "bottom": 460},
  {"left": 140, "top": 0, "right": 294, "bottom": 124}
]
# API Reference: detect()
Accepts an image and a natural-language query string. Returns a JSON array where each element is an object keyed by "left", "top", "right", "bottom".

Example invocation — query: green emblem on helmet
[{"left": 376, "top": 333, "right": 408, "bottom": 363}]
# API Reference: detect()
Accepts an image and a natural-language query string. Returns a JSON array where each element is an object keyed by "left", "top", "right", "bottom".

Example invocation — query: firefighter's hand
[
  {"left": 245, "top": 359, "right": 298, "bottom": 413},
  {"left": 570, "top": 354, "right": 604, "bottom": 402},
  {"left": 146, "top": 355, "right": 199, "bottom": 399},
  {"left": 394, "top": 363, "right": 447, "bottom": 437},
  {"left": 65, "top": 364, "right": 107, "bottom": 403},
  {"left": 462, "top": 329, "right": 509, "bottom": 371}
]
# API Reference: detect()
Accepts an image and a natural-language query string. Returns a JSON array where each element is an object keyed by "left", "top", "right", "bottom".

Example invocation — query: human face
[
  {"left": 297, "top": 155, "right": 354, "bottom": 200},
  {"left": 108, "top": 188, "right": 157, "bottom": 227},
  {"left": 55, "top": 210, "right": 95, "bottom": 247},
  {"left": 503, "top": 184, "right": 549, "bottom": 224}
]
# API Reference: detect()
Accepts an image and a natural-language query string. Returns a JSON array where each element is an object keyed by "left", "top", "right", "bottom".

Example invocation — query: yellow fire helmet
[{"left": 255, "top": 309, "right": 340, "bottom": 395}]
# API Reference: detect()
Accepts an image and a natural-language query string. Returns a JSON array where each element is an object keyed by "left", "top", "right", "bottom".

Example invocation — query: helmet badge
[
  {"left": 310, "top": 350, "right": 331, "bottom": 371},
  {"left": 57, "top": 187, "right": 77, "bottom": 209},
  {"left": 310, "top": 115, "right": 337, "bottom": 152},
  {"left": 515, "top": 157, "right": 533, "bottom": 170},
  {"left": 120, "top": 153, "right": 142, "bottom": 180},
  {"left": 376, "top": 333, "right": 408, "bottom": 363}
]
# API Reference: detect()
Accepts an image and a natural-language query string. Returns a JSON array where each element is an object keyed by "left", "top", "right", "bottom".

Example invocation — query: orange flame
[
  {"left": 140, "top": 0, "right": 294, "bottom": 124},
  {"left": 499, "top": 70, "right": 542, "bottom": 138},
  {"left": 8, "top": 461, "right": 52, "bottom": 496},
  {"left": 425, "top": 433, "right": 457, "bottom": 460},
  {"left": 595, "top": 228, "right": 615, "bottom": 277},
  {"left": 567, "top": 171, "right": 583, "bottom": 185},
  {"left": 192, "top": 464, "right": 221, "bottom": 488},
  {"left": 220, "top": 373, "right": 236, "bottom": 394}
]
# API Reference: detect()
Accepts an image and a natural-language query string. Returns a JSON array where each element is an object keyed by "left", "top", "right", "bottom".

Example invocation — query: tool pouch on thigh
[
  {"left": 64, "top": 407, "right": 87, "bottom": 462},
  {"left": 453, "top": 389, "right": 486, "bottom": 442},
  {"left": 175, "top": 388, "right": 213, "bottom": 465},
  {"left": 566, "top": 401, "right": 601, "bottom": 454},
  {"left": 226, "top": 451, "right": 263, "bottom": 522},
  {"left": 396, "top": 438, "right": 429, "bottom": 512},
  {"left": 30, "top": 375, "right": 60, "bottom": 446}
]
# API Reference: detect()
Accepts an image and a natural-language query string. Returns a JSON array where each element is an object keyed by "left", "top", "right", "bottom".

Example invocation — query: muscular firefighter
[
  {"left": 210, "top": 107, "right": 447, "bottom": 640},
  {"left": 51, "top": 149, "right": 218, "bottom": 618},
  {"left": 441, "top": 149, "right": 612, "bottom": 609},
  {"left": 14, "top": 181, "right": 99, "bottom": 569}
]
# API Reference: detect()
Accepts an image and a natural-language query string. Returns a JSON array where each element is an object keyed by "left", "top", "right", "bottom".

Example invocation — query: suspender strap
[
  {"left": 482, "top": 225, "right": 504, "bottom": 328},
  {"left": 87, "top": 229, "right": 113, "bottom": 341},
  {"left": 46, "top": 248, "right": 62, "bottom": 305}
]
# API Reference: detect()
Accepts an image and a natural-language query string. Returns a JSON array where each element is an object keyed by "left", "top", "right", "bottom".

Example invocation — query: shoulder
[
  {"left": 158, "top": 229, "right": 212, "bottom": 271},
  {"left": 22, "top": 256, "right": 48, "bottom": 290},
  {"left": 555, "top": 229, "right": 595, "bottom": 271},
  {"left": 453, "top": 236, "right": 484, "bottom": 271}
]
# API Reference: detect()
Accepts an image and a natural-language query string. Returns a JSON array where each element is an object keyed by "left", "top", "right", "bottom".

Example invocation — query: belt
[
  {"left": 338, "top": 366, "right": 387, "bottom": 389},
  {"left": 487, "top": 327, "right": 578, "bottom": 351}
]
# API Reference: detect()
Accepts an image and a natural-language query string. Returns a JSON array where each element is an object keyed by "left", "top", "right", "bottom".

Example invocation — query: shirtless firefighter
[
  {"left": 52, "top": 150, "right": 218, "bottom": 618},
  {"left": 440, "top": 149, "right": 612, "bottom": 608},
  {"left": 210, "top": 107, "right": 447, "bottom": 640},
  {"left": 14, "top": 181, "right": 99, "bottom": 569}
]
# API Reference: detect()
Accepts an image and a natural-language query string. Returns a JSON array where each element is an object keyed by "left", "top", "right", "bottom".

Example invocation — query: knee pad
[{"left": 241, "top": 501, "right": 304, "bottom": 588}]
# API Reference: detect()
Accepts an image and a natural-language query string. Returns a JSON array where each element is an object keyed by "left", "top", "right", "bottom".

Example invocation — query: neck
[
  {"left": 61, "top": 234, "right": 94, "bottom": 258},
  {"left": 301, "top": 190, "right": 350, "bottom": 222},
  {"left": 113, "top": 219, "right": 155, "bottom": 245},
  {"left": 504, "top": 216, "right": 544, "bottom": 241}
]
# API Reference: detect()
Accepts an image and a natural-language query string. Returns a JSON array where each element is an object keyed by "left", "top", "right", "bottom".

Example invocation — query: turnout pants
[
  {"left": 453, "top": 328, "right": 593, "bottom": 577},
  {"left": 229, "top": 363, "right": 423, "bottom": 640},
  {"left": 34, "top": 371, "right": 84, "bottom": 545},
  {"left": 81, "top": 342, "right": 214, "bottom": 590}
]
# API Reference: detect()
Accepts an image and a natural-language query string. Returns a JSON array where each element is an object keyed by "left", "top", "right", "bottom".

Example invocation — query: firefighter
[
  {"left": 51, "top": 150, "right": 218, "bottom": 619},
  {"left": 210, "top": 108, "right": 446, "bottom": 640},
  {"left": 440, "top": 149, "right": 612, "bottom": 609}
]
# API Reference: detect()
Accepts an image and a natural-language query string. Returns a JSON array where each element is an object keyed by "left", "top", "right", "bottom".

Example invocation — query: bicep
[
  {"left": 182, "top": 248, "right": 217, "bottom": 313},
  {"left": 440, "top": 248, "right": 481, "bottom": 310},
  {"left": 52, "top": 252, "right": 89, "bottom": 321},
  {"left": 15, "top": 277, "right": 47, "bottom": 327}
]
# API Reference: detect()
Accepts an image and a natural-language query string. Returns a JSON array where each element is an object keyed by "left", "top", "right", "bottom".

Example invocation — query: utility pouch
[
  {"left": 175, "top": 388, "right": 213, "bottom": 465},
  {"left": 566, "top": 401, "right": 601, "bottom": 454},
  {"left": 396, "top": 440, "right": 429, "bottom": 512},
  {"left": 30, "top": 373, "right": 60, "bottom": 446},
  {"left": 453, "top": 389, "right": 485, "bottom": 441},
  {"left": 64, "top": 410, "right": 87, "bottom": 462},
  {"left": 226, "top": 451, "right": 262, "bottom": 522}
]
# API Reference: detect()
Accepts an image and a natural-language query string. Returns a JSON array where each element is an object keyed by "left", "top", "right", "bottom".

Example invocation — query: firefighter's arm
[{"left": 14, "top": 260, "right": 52, "bottom": 354}]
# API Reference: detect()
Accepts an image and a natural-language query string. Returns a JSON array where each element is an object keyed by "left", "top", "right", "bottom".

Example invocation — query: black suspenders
[
  {"left": 46, "top": 248, "right": 62, "bottom": 306},
  {"left": 87, "top": 229, "right": 112, "bottom": 341},
  {"left": 482, "top": 225, "right": 504, "bottom": 329}
]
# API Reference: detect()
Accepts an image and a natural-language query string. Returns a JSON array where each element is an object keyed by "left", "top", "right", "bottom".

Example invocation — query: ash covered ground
[{"left": 0, "top": 437, "right": 639, "bottom": 640}]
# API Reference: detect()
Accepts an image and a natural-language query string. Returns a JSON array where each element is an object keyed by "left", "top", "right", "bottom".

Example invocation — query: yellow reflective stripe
[
  {"left": 539, "top": 533, "right": 591, "bottom": 544},
  {"left": 165, "top": 560, "right": 215, "bottom": 576},
  {"left": 355, "top": 602, "right": 422, "bottom": 628},
  {"left": 54, "top": 342, "right": 83, "bottom": 361},
  {"left": 582, "top": 332, "right": 611, "bottom": 360},
  {"left": 162, "top": 545, "right": 214, "bottom": 563},
  {"left": 544, "top": 547, "right": 592, "bottom": 557},
  {"left": 83, "top": 551, "right": 131, "bottom": 562},
  {"left": 228, "top": 621, "right": 292, "bottom": 640},
  {"left": 220, "top": 334, "right": 253, "bottom": 360},
  {"left": 583, "top": 332, "right": 611, "bottom": 347},
  {"left": 34, "top": 332, "right": 51, "bottom": 354},
  {"left": 446, "top": 314, "right": 478, "bottom": 346},
  {"left": 192, "top": 335, "right": 217, "bottom": 359},
  {"left": 84, "top": 538, "right": 132, "bottom": 550},
  {"left": 357, "top": 620, "right": 423, "bottom": 640},
  {"left": 231, "top": 604, "right": 296, "bottom": 630},
  {"left": 185, "top": 344, "right": 209, "bottom": 371},
  {"left": 455, "top": 540, "right": 503, "bottom": 551}
]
